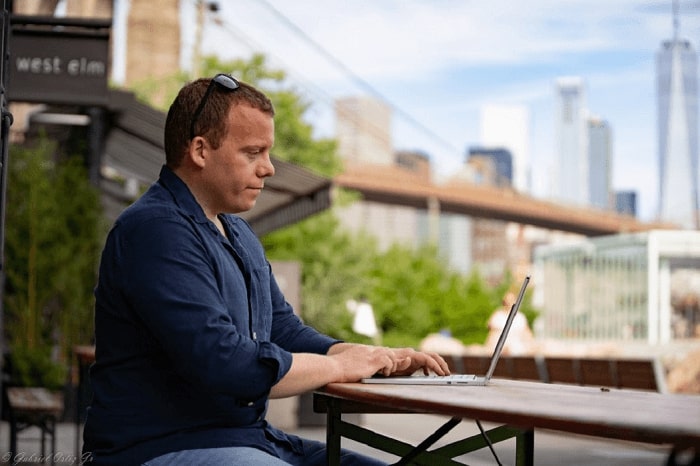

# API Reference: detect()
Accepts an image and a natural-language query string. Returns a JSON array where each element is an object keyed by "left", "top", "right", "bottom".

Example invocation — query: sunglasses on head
[{"left": 189, "top": 73, "right": 240, "bottom": 140}]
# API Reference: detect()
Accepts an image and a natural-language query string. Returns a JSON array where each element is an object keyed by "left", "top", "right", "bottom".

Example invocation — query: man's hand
[
  {"left": 327, "top": 343, "right": 451, "bottom": 379},
  {"left": 387, "top": 347, "right": 451, "bottom": 377},
  {"left": 328, "top": 344, "right": 411, "bottom": 380}
]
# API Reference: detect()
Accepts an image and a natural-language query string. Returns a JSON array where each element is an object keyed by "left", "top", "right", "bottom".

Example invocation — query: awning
[{"left": 101, "top": 89, "right": 332, "bottom": 236}]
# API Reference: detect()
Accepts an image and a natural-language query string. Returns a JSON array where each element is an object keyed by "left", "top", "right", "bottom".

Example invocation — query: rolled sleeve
[{"left": 258, "top": 341, "right": 293, "bottom": 382}]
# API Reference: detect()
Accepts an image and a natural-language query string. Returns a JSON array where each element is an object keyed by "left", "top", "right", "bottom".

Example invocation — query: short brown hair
[{"left": 164, "top": 77, "right": 275, "bottom": 168}]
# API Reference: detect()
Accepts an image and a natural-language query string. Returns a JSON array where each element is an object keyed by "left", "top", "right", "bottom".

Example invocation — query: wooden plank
[
  {"left": 441, "top": 354, "right": 462, "bottom": 374},
  {"left": 544, "top": 357, "right": 580, "bottom": 385},
  {"left": 579, "top": 358, "right": 617, "bottom": 388},
  {"left": 460, "top": 355, "right": 490, "bottom": 375},
  {"left": 492, "top": 357, "right": 513, "bottom": 378},
  {"left": 616, "top": 359, "right": 666, "bottom": 392},
  {"left": 510, "top": 356, "right": 544, "bottom": 382}
]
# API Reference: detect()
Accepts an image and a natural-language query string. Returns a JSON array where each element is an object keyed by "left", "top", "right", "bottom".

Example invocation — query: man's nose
[{"left": 259, "top": 154, "right": 275, "bottom": 177}]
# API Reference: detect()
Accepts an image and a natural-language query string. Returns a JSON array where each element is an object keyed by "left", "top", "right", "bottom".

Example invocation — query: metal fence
[{"left": 534, "top": 230, "right": 700, "bottom": 344}]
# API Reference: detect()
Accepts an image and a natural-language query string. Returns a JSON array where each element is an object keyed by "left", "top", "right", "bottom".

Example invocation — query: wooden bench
[
  {"left": 443, "top": 354, "right": 666, "bottom": 393},
  {"left": 615, "top": 358, "right": 667, "bottom": 393},
  {"left": 543, "top": 356, "right": 666, "bottom": 392},
  {"left": 543, "top": 356, "right": 581, "bottom": 385},
  {"left": 451, "top": 355, "right": 544, "bottom": 381},
  {"left": 460, "top": 354, "right": 490, "bottom": 375},
  {"left": 6, "top": 387, "right": 64, "bottom": 466},
  {"left": 579, "top": 358, "right": 617, "bottom": 387},
  {"left": 508, "top": 355, "right": 546, "bottom": 381}
]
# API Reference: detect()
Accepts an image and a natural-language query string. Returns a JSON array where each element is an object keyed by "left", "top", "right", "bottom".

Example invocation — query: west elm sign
[{"left": 9, "top": 29, "right": 109, "bottom": 106}]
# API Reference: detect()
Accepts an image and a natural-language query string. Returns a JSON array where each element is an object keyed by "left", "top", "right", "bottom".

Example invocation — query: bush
[
  {"left": 4, "top": 134, "right": 103, "bottom": 376},
  {"left": 7, "top": 346, "right": 66, "bottom": 391}
]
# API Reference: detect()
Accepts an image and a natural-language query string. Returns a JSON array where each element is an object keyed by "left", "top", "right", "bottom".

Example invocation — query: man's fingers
[{"left": 397, "top": 357, "right": 412, "bottom": 371}]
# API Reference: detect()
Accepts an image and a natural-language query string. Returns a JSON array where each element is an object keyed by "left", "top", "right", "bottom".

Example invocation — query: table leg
[
  {"left": 9, "top": 416, "right": 17, "bottom": 466},
  {"left": 41, "top": 419, "right": 46, "bottom": 460},
  {"left": 75, "top": 384, "right": 80, "bottom": 462},
  {"left": 325, "top": 398, "right": 342, "bottom": 466},
  {"left": 75, "top": 354, "right": 82, "bottom": 463},
  {"left": 51, "top": 416, "right": 57, "bottom": 466},
  {"left": 515, "top": 429, "right": 534, "bottom": 466}
]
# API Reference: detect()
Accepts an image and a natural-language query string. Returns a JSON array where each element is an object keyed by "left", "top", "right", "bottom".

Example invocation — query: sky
[{"left": 167, "top": 0, "right": 700, "bottom": 221}]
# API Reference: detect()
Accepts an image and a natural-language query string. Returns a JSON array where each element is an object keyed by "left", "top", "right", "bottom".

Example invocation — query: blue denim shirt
[{"left": 83, "top": 166, "right": 339, "bottom": 465}]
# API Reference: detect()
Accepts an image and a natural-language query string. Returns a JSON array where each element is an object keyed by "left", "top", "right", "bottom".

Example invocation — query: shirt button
[{"left": 247, "top": 401, "right": 254, "bottom": 407}]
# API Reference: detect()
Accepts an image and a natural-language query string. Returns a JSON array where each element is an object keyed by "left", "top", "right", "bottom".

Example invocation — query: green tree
[
  {"left": 366, "top": 245, "right": 498, "bottom": 347},
  {"left": 263, "top": 212, "right": 378, "bottom": 340},
  {"left": 4, "top": 136, "right": 103, "bottom": 387}
]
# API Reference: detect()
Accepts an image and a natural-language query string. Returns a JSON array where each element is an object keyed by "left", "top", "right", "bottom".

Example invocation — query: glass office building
[
  {"left": 615, "top": 190, "right": 637, "bottom": 217},
  {"left": 588, "top": 117, "right": 612, "bottom": 210},
  {"left": 468, "top": 147, "right": 514, "bottom": 187},
  {"left": 657, "top": 23, "right": 699, "bottom": 229},
  {"left": 555, "top": 77, "right": 588, "bottom": 206}
]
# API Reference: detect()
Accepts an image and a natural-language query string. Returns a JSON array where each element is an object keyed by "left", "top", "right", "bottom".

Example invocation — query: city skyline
[{"left": 112, "top": 0, "right": 700, "bottom": 222}]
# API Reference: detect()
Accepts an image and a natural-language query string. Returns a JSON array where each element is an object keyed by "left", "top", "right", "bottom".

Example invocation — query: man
[{"left": 83, "top": 74, "right": 449, "bottom": 466}]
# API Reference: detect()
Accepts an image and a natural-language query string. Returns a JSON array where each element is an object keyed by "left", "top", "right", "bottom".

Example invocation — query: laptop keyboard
[{"left": 419, "top": 374, "right": 477, "bottom": 381}]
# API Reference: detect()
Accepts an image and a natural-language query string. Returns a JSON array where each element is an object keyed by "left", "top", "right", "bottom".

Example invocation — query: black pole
[
  {"left": 0, "top": 0, "right": 13, "bottom": 420},
  {"left": 86, "top": 106, "right": 105, "bottom": 187}
]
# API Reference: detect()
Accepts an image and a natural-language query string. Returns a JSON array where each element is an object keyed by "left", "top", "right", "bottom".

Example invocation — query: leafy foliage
[
  {"left": 367, "top": 245, "right": 507, "bottom": 347},
  {"left": 4, "top": 135, "right": 104, "bottom": 385},
  {"left": 262, "top": 211, "right": 376, "bottom": 340},
  {"left": 6, "top": 346, "right": 66, "bottom": 391}
]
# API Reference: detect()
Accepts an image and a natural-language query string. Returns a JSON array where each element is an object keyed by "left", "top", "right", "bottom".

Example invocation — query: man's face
[{"left": 202, "top": 103, "right": 275, "bottom": 215}]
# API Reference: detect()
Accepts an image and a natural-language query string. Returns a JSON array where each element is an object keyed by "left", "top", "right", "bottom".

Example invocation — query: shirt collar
[
  {"left": 157, "top": 165, "right": 210, "bottom": 225},
  {"left": 157, "top": 165, "right": 243, "bottom": 235}
]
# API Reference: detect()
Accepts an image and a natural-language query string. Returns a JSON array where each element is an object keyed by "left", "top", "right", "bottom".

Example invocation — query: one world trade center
[{"left": 657, "top": 1, "right": 699, "bottom": 229}]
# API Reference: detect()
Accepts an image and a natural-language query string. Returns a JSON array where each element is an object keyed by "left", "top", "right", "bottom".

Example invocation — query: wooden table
[{"left": 314, "top": 379, "right": 700, "bottom": 465}]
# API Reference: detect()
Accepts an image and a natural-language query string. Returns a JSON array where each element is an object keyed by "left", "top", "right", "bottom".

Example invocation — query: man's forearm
[
  {"left": 269, "top": 344, "right": 449, "bottom": 399},
  {"left": 269, "top": 352, "right": 341, "bottom": 399}
]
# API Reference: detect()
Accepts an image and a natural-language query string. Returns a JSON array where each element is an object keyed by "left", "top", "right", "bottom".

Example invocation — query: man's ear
[{"left": 187, "top": 137, "right": 207, "bottom": 169}]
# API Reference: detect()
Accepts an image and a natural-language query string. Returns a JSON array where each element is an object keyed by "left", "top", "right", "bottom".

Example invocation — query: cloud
[{"left": 227, "top": 0, "right": 689, "bottom": 81}]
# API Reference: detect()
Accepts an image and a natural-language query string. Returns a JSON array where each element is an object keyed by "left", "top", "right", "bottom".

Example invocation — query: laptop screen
[{"left": 484, "top": 275, "right": 530, "bottom": 380}]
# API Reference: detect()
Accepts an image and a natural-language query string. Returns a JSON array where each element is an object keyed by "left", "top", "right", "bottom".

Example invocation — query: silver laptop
[{"left": 361, "top": 275, "right": 530, "bottom": 386}]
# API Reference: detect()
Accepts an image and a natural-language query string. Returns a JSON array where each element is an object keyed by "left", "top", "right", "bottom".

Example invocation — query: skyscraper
[
  {"left": 467, "top": 147, "right": 513, "bottom": 187},
  {"left": 588, "top": 116, "right": 613, "bottom": 210},
  {"left": 555, "top": 77, "right": 588, "bottom": 206},
  {"left": 615, "top": 191, "right": 637, "bottom": 217},
  {"left": 657, "top": 1, "right": 699, "bottom": 229}
]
